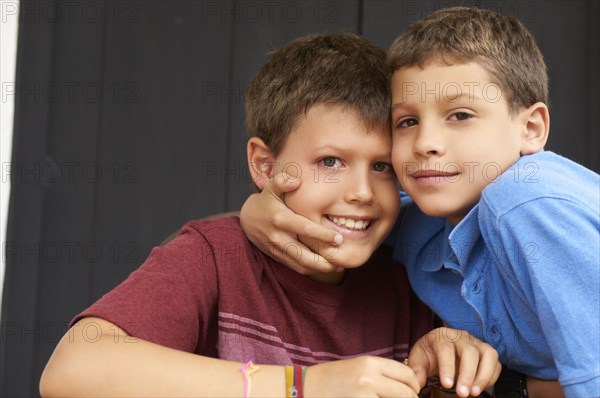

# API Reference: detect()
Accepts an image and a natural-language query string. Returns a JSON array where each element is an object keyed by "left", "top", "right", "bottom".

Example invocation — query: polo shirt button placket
[
  {"left": 472, "top": 279, "right": 482, "bottom": 294},
  {"left": 488, "top": 324, "right": 501, "bottom": 344}
]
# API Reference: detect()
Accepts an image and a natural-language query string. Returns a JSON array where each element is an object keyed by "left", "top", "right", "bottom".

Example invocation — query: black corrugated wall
[{"left": 1, "top": 1, "right": 598, "bottom": 395}]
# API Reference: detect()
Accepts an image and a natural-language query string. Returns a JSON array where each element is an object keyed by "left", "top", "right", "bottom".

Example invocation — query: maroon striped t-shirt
[{"left": 72, "top": 216, "right": 433, "bottom": 365}]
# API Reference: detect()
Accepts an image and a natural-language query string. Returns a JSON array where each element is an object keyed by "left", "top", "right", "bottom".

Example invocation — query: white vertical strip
[{"left": 0, "top": 0, "right": 20, "bottom": 315}]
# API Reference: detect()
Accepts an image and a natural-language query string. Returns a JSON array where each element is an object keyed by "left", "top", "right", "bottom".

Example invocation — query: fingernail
[
  {"left": 471, "top": 385, "right": 481, "bottom": 396},
  {"left": 443, "top": 377, "right": 453, "bottom": 387},
  {"left": 458, "top": 385, "right": 469, "bottom": 397},
  {"left": 333, "top": 234, "right": 343, "bottom": 245}
]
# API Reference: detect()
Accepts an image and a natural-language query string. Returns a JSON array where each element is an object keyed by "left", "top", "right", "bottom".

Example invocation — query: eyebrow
[
  {"left": 313, "top": 144, "right": 342, "bottom": 152},
  {"left": 390, "top": 103, "right": 408, "bottom": 111}
]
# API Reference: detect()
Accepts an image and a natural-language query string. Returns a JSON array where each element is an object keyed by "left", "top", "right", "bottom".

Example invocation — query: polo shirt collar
[
  {"left": 448, "top": 204, "right": 483, "bottom": 273},
  {"left": 408, "top": 218, "right": 452, "bottom": 272}
]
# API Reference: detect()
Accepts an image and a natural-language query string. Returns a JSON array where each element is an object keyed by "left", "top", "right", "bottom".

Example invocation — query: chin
[
  {"left": 299, "top": 236, "right": 378, "bottom": 269},
  {"left": 327, "top": 247, "right": 374, "bottom": 269}
]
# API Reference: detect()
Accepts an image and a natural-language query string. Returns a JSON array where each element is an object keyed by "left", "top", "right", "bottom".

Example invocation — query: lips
[
  {"left": 411, "top": 170, "right": 459, "bottom": 178},
  {"left": 410, "top": 169, "right": 460, "bottom": 183}
]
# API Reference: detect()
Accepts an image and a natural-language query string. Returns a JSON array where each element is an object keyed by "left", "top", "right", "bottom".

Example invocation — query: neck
[{"left": 308, "top": 270, "right": 346, "bottom": 285}]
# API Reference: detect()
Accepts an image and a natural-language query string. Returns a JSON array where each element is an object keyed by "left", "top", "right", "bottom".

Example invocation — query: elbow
[
  {"left": 39, "top": 336, "right": 78, "bottom": 397},
  {"left": 39, "top": 360, "right": 60, "bottom": 397},
  {"left": 39, "top": 349, "right": 81, "bottom": 397}
]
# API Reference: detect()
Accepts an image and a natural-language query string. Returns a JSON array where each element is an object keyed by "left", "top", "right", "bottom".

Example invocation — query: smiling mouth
[
  {"left": 412, "top": 170, "right": 459, "bottom": 178},
  {"left": 327, "top": 215, "right": 371, "bottom": 231}
]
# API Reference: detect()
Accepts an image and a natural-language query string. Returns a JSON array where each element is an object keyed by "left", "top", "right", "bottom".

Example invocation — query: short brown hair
[
  {"left": 387, "top": 6, "right": 548, "bottom": 112},
  {"left": 245, "top": 33, "right": 389, "bottom": 155}
]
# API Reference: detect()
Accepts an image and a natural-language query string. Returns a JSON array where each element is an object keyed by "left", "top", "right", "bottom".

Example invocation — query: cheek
[
  {"left": 283, "top": 179, "right": 327, "bottom": 219},
  {"left": 376, "top": 183, "right": 401, "bottom": 215},
  {"left": 387, "top": 192, "right": 401, "bottom": 219},
  {"left": 283, "top": 188, "right": 310, "bottom": 215},
  {"left": 391, "top": 139, "right": 411, "bottom": 167},
  {"left": 391, "top": 151, "right": 407, "bottom": 178}
]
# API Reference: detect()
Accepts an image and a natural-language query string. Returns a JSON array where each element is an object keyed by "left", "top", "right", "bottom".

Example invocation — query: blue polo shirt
[{"left": 388, "top": 151, "right": 599, "bottom": 398}]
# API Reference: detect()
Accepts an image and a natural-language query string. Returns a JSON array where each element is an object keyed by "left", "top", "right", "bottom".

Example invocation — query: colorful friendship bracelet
[
  {"left": 285, "top": 365, "right": 306, "bottom": 398},
  {"left": 240, "top": 360, "right": 261, "bottom": 398}
]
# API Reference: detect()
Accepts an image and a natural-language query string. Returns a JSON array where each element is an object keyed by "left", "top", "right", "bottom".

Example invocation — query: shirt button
[{"left": 488, "top": 324, "right": 500, "bottom": 342}]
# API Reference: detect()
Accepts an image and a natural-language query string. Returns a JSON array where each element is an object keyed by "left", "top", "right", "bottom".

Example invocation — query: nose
[
  {"left": 412, "top": 120, "right": 445, "bottom": 158},
  {"left": 344, "top": 168, "right": 374, "bottom": 205}
]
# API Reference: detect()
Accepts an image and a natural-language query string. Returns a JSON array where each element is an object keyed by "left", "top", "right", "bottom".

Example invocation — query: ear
[
  {"left": 519, "top": 102, "right": 550, "bottom": 155},
  {"left": 247, "top": 137, "right": 275, "bottom": 190}
]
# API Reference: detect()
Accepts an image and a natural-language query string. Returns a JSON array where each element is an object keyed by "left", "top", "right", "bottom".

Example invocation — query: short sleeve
[
  {"left": 71, "top": 224, "right": 219, "bottom": 353},
  {"left": 480, "top": 197, "right": 600, "bottom": 397}
]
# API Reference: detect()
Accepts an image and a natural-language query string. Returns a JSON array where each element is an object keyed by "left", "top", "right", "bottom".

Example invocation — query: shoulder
[
  {"left": 385, "top": 192, "right": 446, "bottom": 265},
  {"left": 174, "top": 216, "right": 253, "bottom": 252},
  {"left": 481, "top": 151, "right": 599, "bottom": 217},
  {"left": 145, "top": 216, "right": 255, "bottom": 274},
  {"left": 176, "top": 216, "right": 260, "bottom": 264},
  {"left": 183, "top": 215, "right": 246, "bottom": 241},
  {"left": 396, "top": 192, "right": 446, "bottom": 243},
  {"left": 183, "top": 216, "right": 270, "bottom": 273}
]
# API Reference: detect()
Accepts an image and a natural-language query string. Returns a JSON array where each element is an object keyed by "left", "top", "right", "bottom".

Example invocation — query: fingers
[
  {"left": 407, "top": 340, "right": 435, "bottom": 389},
  {"left": 266, "top": 173, "right": 344, "bottom": 246},
  {"left": 410, "top": 327, "right": 502, "bottom": 397},
  {"left": 457, "top": 335, "right": 500, "bottom": 397},
  {"left": 261, "top": 235, "right": 339, "bottom": 274},
  {"left": 434, "top": 329, "right": 500, "bottom": 397},
  {"left": 381, "top": 359, "right": 420, "bottom": 396},
  {"left": 470, "top": 348, "right": 501, "bottom": 396},
  {"left": 271, "top": 211, "right": 343, "bottom": 246},
  {"left": 240, "top": 174, "right": 343, "bottom": 274},
  {"left": 426, "top": 331, "right": 458, "bottom": 391},
  {"left": 305, "top": 356, "right": 419, "bottom": 398},
  {"left": 268, "top": 171, "right": 302, "bottom": 197},
  {"left": 454, "top": 342, "right": 479, "bottom": 397},
  {"left": 375, "top": 379, "right": 419, "bottom": 398},
  {"left": 263, "top": 173, "right": 344, "bottom": 246},
  {"left": 352, "top": 357, "right": 419, "bottom": 398}
]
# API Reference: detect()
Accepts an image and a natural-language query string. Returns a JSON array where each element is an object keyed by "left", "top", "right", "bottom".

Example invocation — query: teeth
[{"left": 329, "top": 216, "right": 370, "bottom": 231}]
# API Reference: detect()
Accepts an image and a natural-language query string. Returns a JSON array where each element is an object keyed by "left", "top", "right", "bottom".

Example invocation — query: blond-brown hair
[
  {"left": 387, "top": 6, "right": 548, "bottom": 112},
  {"left": 245, "top": 33, "right": 389, "bottom": 155}
]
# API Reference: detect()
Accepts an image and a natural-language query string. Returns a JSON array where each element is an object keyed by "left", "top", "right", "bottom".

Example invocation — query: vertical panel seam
[
  {"left": 87, "top": 0, "right": 110, "bottom": 306},
  {"left": 223, "top": 0, "right": 237, "bottom": 212},
  {"left": 29, "top": 0, "right": 60, "bottom": 391},
  {"left": 357, "top": 0, "right": 364, "bottom": 35}
]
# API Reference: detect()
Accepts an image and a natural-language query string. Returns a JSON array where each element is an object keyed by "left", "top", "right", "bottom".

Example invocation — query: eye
[
  {"left": 448, "top": 112, "right": 473, "bottom": 121},
  {"left": 319, "top": 157, "right": 342, "bottom": 168},
  {"left": 372, "top": 162, "right": 392, "bottom": 173},
  {"left": 396, "top": 118, "right": 418, "bottom": 128}
]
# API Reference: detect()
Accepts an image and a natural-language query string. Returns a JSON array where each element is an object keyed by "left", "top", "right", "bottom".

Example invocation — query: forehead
[
  {"left": 393, "top": 59, "right": 493, "bottom": 84},
  {"left": 390, "top": 60, "right": 507, "bottom": 107},
  {"left": 295, "top": 103, "right": 390, "bottom": 134},
  {"left": 280, "top": 103, "right": 391, "bottom": 152}
]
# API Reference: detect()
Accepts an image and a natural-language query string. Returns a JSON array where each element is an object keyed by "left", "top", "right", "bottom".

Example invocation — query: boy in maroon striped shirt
[{"left": 41, "top": 33, "right": 499, "bottom": 397}]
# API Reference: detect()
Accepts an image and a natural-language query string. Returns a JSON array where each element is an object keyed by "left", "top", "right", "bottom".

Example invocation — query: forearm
[
  {"left": 41, "top": 318, "right": 423, "bottom": 397},
  {"left": 526, "top": 376, "right": 563, "bottom": 398},
  {"left": 40, "top": 318, "right": 284, "bottom": 397}
]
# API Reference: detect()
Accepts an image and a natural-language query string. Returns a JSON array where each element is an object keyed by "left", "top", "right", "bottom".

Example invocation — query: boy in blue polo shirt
[{"left": 240, "top": 6, "right": 599, "bottom": 398}]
